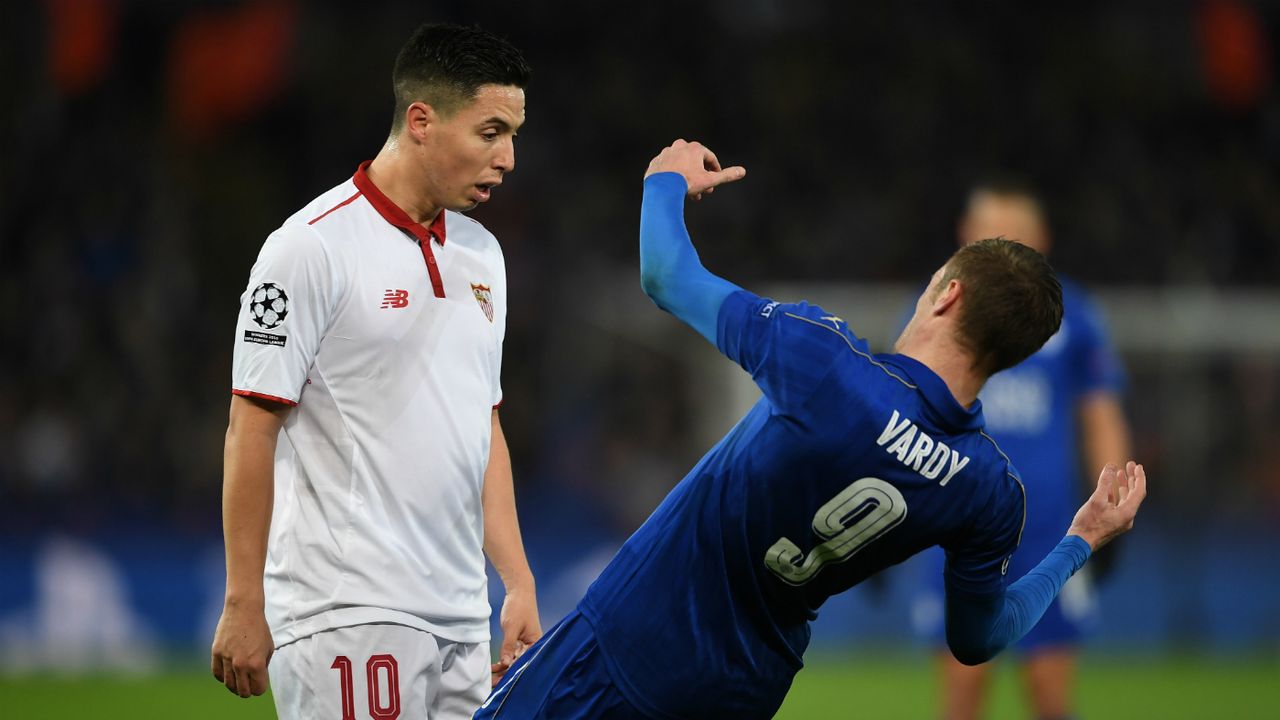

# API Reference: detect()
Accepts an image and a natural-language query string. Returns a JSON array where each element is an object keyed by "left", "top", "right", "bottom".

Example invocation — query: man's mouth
[{"left": 475, "top": 182, "right": 500, "bottom": 201}]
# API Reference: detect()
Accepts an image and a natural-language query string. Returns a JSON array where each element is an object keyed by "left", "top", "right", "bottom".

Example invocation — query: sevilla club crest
[{"left": 471, "top": 283, "right": 494, "bottom": 323}]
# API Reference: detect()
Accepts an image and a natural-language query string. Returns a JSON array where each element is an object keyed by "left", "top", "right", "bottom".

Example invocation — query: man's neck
[
  {"left": 366, "top": 142, "right": 441, "bottom": 225},
  {"left": 898, "top": 334, "right": 985, "bottom": 409}
]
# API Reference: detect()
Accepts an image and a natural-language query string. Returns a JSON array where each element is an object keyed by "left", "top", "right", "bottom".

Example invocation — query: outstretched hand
[
  {"left": 1067, "top": 461, "right": 1147, "bottom": 552},
  {"left": 644, "top": 139, "right": 746, "bottom": 201}
]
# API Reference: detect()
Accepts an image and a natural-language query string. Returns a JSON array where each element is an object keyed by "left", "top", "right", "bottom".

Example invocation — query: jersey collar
[
  {"left": 353, "top": 160, "right": 447, "bottom": 246},
  {"left": 880, "top": 353, "right": 986, "bottom": 433}
]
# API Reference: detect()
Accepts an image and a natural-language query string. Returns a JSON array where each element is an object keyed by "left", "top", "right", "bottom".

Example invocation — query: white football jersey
[{"left": 231, "top": 162, "right": 506, "bottom": 647}]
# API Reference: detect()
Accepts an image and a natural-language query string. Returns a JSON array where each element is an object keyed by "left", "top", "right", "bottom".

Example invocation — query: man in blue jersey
[
  {"left": 929, "top": 180, "right": 1132, "bottom": 720},
  {"left": 474, "top": 140, "right": 1146, "bottom": 720}
]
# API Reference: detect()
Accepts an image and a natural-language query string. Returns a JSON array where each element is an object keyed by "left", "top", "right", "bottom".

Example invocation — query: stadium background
[{"left": 1, "top": 0, "right": 1278, "bottom": 717}]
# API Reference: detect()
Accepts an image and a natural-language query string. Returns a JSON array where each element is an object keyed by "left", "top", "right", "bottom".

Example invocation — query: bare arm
[
  {"left": 211, "top": 394, "right": 290, "bottom": 698},
  {"left": 482, "top": 408, "right": 541, "bottom": 685},
  {"left": 1079, "top": 391, "right": 1131, "bottom": 490},
  {"left": 1078, "top": 391, "right": 1131, "bottom": 576}
]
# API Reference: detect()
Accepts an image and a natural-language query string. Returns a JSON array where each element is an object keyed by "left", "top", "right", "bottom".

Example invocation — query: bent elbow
[
  {"left": 639, "top": 270, "right": 659, "bottom": 299},
  {"left": 948, "top": 645, "right": 995, "bottom": 667},
  {"left": 945, "top": 631, "right": 1000, "bottom": 666},
  {"left": 639, "top": 269, "right": 668, "bottom": 307}
]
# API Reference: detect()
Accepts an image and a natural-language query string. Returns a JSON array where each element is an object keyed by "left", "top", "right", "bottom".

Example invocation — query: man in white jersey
[{"left": 210, "top": 24, "right": 541, "bottom": 719}]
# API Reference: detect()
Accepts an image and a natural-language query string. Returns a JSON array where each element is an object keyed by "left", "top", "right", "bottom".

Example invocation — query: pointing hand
[{"left": 645, "top": 139, "right": 746, "bottom": 201}]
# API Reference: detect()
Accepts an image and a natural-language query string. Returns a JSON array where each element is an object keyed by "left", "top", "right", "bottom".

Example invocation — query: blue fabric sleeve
[
  {"left": 640, "top": 173, "right": 867, "bottom": 412},
  {"left": 944, "top": 535, "right": 1092, "bottom": 665},
  {"left": 638, "top": 173, "right": 742, "bottom": 344},
  {"left": 717, "top": 290, "right": 868, "bottom": 413},
  {"left": 943, "top": 467, "right": 1026, "bottom": 596}
]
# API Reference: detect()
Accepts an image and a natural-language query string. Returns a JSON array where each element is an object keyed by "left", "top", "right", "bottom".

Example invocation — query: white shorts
[{"left": 271, "top": 623, "right": 489, "bottom": 720}]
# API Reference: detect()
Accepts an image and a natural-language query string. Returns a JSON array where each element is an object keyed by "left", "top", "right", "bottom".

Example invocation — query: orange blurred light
[{"left": 168, "top": 0, "right": 298, "bottom": 141}]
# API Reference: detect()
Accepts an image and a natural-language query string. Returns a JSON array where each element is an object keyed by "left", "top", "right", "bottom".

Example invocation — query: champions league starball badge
[{"left": 249, "top": 282, "right": 290, "bottom": 329}]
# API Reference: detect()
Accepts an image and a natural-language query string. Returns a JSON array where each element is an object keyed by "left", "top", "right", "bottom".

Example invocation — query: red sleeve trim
[
  {"left": 232, "top": 389, "right": 299, "bottom": 407},
  {"left": 492, "top": 399, "right": 503, "bottom": 409}
]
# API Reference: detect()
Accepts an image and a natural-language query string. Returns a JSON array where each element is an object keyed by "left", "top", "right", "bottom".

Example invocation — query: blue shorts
[{"left": 474, "top": 610, "right": 648, "bottom": 720}]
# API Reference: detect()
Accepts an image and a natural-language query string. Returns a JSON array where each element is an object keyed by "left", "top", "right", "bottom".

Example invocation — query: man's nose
[{"left": 494, "top": 140, "right": 515, "bottom": 173}]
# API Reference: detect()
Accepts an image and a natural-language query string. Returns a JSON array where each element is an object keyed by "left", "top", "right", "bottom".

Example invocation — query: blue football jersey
[
  {"left": 978, "top": 277, "right": 1123, "bottom": 577},
  {"left": 578, "top": 290, "right": 1027, "bottom": 720}
]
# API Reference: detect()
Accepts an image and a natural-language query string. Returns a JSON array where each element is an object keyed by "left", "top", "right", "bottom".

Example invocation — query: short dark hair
[
  {"left": 390, "top": 24, "right": 531, "bottom": 131},
  {"left": 939, "top": 238, "right": 1063, "bottom": 377}
]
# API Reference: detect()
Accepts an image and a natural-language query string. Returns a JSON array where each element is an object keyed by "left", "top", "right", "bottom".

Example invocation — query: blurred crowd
[{"left": 1, "top": 0, "right": 1278, "bottom": 542}]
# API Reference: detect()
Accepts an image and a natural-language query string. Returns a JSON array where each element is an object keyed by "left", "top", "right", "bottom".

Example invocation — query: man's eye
[{"left": 481, "top": 132, "right": 498, "bottom": 141}]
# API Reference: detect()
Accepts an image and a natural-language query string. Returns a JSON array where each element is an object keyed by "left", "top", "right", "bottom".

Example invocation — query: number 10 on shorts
[{"left": 332, "top": 654, "right": 401, "bottom": 720}]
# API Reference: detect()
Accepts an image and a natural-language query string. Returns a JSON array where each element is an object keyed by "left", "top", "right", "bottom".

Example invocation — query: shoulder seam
[
  {"left": 307, "top": 189, "right": 363, "bottom": 225},
  {"left": 272, "top": 218, "right": 345, "bottom": 324},
  {"left": 447, "top": 209, "right": 500, "bottom": 247},
  {"left": 979, "top": 430, "right": 1028, "bottom": 548},
  {"left": 449, "top": 210, "right": 483, "bottom": 227},
  {"left": 782, "top": 312, "right": 918, "bottom": 390}
]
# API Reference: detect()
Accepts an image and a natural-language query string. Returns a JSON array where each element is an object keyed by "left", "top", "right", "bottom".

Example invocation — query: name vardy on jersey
[{"left": 876, "top": 410, "right": 970, "bottom": 486}]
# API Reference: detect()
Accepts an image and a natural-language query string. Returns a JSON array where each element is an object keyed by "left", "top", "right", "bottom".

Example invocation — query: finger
[
  {"left": 702, "top": 147, "right": 722, "bottom": 172},
  {"left": 491, "top": 659, "right": 511, "bottom": 685},
  {"left": 500, "top": 636, "right": 519, "bottom": 666},
  {"left": 1093, "top": 463, "right": 1112, "bottom": 496},
  {"left": 249, "top": 666, "right": 270, "bottom": 696},
  {"left": 212, "top": 652, "right": 223, "bottom": 681},
  {"left": 234, "top": 664, "right": 254, "bottom": 698},
  {"left": 1116, "top": 461, "right": 1136, "bottom": 506},
  {"left": 222, "top": 658, "right": 240, "bottom": 696},
  {"left": 705, "top": 166, "right": 747, "bottom": 190},
  {"left": 491, "top": 662, "right": 508, "bottom": 688},
  {"left": 1095, "top": 464, "right": 1118, "bottom": 505},
  {"left": 1125, "top": 463, "right": 1147, "bottom": 506}
]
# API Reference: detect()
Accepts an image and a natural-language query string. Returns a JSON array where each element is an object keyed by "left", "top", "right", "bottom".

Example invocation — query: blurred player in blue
[
  {"left": 474, "top": 141, "right": 1146, "bottom": 720},
  {"left": 926, "top": 180, "right": 1132, "bottom": 720}
]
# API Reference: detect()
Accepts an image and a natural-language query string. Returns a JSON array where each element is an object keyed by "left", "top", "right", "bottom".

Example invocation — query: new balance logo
[{"left": 380, "top": 289, "right": 409, "bottom": 309}]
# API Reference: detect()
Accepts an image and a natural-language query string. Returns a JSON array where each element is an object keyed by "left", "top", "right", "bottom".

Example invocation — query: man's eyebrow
[{"left": 479, "top": 117, "right": 515, "bottom": 130}]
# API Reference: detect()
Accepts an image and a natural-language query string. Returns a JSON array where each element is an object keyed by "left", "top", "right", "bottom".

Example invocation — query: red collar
[{"left": 353, "top": 160, "right": 447, "bottom": 246}]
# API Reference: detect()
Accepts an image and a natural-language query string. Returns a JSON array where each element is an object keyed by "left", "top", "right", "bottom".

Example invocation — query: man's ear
[
  {"left": 932, "top": 279, "right": 962, "bottom": 316},
  {"left": 403, "top": 101, "right": 438, "bottom": 143}
]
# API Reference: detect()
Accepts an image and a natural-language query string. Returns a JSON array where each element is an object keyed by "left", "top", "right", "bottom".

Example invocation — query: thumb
[{"left": 499, "top": 635, "right": 519, "bottom": 665}]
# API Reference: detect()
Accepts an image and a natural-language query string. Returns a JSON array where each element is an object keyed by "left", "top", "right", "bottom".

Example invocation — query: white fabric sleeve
[
  {"left": 231, "top": 223, "right": 340, "bottom": 405},
  {"left": 490, "top": 244, "right": 507, "bottom": 408}
]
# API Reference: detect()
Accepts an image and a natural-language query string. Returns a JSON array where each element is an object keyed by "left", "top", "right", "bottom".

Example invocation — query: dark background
[{"left": 1, "top": 0, "right": 1277, "bottom": 665}]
